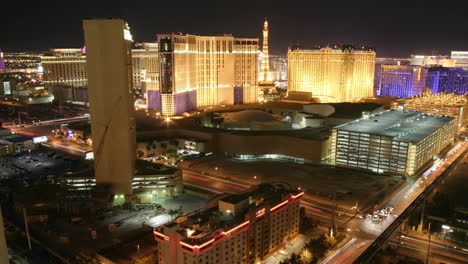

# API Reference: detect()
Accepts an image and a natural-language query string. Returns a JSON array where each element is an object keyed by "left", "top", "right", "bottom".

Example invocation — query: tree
[
  {"left": 168, "top": 209, "right": 178, "bottom": 221},
  {"left": 300, "top": 207, "right": 317, "bottom": 234},
  {"left": 306, "top": 235, "right": 331, "bottom": 259},
  {"left": 300, "top": 248, "right": 313, "bottom": 263}
]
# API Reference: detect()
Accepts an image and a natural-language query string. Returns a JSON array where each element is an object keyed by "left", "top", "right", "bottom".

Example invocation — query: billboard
[
  {"left": 3, "top": 81, "right": 11, "bottom": 95},
  {"left": 33, "top": 136, "right": 48, "bottom": 144}
]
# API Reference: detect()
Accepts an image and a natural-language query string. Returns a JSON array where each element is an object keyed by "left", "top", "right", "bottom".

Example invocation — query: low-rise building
[
  {"left": 393, "top": 92, "right": 468, "bottom": 132},
  {"left": 154, "top": 183, "right": 303, "bottom": 264},
  {"left": 0, "top": 133, "right": 38, "bottom": 152},
  {"left": 331, "top": 109, "right": 457, "bottom": 176}
]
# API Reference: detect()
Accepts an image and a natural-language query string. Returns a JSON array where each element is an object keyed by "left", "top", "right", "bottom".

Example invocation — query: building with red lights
[{"left": 154, "top": 183, "right": 303, "bottom": 264}]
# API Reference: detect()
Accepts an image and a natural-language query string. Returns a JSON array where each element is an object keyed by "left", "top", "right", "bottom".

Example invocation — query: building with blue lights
[
  {"left": 378, "top": 65, "right": 428, "bottom": 97},
  {"left": 379, "top": 65, "right": 468, "bottom": 97},
  {"left": 426, "top": 67, "right": 468, "bottom": 94}
]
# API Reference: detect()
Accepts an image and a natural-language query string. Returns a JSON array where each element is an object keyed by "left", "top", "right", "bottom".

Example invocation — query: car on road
[{"left": 356, "top": 242, "right": 367, "bottom": 248}]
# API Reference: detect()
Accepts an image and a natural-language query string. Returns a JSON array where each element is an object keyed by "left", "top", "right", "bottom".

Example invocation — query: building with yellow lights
[
  {"left": 288, "top": 45, "right": 376, "bottom": 102},
  {"left": 154, "top": 183, "right": 303, "bottom": 264},
  {"left": 41, "top": 48, "right": 87, "bottom": 87},
  {"left": 132, "top": 42, "right": 159, "bottom": 91},
  {"left": 331, "top": 109, "right": 456, "bottom": 176},
  {"left": 393, "top": 92, "right": 468, "bottom": 132},
  {"left": 150, "top": 33, "right": 259, "bottom": 116}
]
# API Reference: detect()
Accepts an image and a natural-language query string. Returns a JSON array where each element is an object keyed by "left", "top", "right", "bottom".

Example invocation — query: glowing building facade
[
  {"left": 451, "top": 51, "right": 468, "bottom": 68},
  {"left": 410, "top": 55, "right": 456, "bottom": 67},
  {"left": 83, "top": 19, "right": 136, "bottom": 195},
  {"left": 393, "top": 92, "right": 468, "bottom": 132},
  {"left": 155, "top": 184, "right": 303, "bottom": 264},
  {"left": 41, "top": 48, "right": 87, "bottom": 87},
  {"left": 260, "top": 19, "right": 270, "bottom": 82},
  {"left": 378, "top": 65, "right": 428, "bottom": 97},
  {"left": 426, "top": 67, "right": 468, "bottom": 94},
  {"left": 288, "top": 45, "right": 376, "bottom": 102},
  {"left": 331, "top": 109, "right": 456, "bottom": 176},
  {"left": 0, "top": 50, "right": 5, "bottom": 70},
  {"left": 149, "top": 34, "right": 259, "bottom": 115},
  {"left": 131, "top": 42, "right": 159, "bottom": 89}
]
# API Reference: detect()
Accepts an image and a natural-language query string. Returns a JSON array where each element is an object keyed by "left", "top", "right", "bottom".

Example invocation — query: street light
[{"left": 164, "top": 117, "right": 171, "bottom": 128}]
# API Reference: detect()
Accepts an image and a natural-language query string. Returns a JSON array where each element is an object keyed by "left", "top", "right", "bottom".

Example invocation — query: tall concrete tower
[
  {"left": 83, "top": 19, "right": 136, "bottom": 195},
  {"left": 0, "top": 208, "right": 8, "bottom": 264},
  {"left": 260, "top": 19, "right": 270, "bottom": 82}
]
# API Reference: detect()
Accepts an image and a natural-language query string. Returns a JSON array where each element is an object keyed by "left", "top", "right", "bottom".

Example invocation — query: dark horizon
[{"left": 2, "top": 7, "right": 468, "bottom": 57}]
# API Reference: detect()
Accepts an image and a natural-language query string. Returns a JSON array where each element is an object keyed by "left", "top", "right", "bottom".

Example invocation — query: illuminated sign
[
  {"left": 179, "top": 221, "right": 250, "bottom": 254},
  {"left": 256, "top": 208, "right": 266, "bottom": 218},
  {"left": 124, "top": 23, "right": 133, "bottom": 41},
  {"left": 3, "top": 81, "right": 11, "bottom": 95},
  {"left": 85, "top": 151, "right": 94, "bottom": 160},
  {"left": 33, "top": 136, "right": 48, "bottom": 144}
]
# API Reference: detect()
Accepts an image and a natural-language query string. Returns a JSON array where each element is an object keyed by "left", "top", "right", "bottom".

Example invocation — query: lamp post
[{"left": 426, "top": 222, "right": 432, "bottom": 264}]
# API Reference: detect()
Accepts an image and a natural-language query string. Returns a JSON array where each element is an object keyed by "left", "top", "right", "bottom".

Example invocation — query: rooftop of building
[
  {"left": 135, "top": 160, "right": 179, "bottom": 176},
  {"left": 335, "top": 109, "right": 454, "bottom": 143},
  {"left": 0, "top": 133, "right": 33, "bottom": 143},
  {"left": 158, "top": 183, "right": 301, "bottom": 245},
  {"left": 289, "top": 44, "right": 375, "bottom": 53},
  {"left": 220, "top": 109, "right": 279, "bottom": 123},
  {"left": 323, "top": 103, "right": 383, "bottom": 119},
  {"left": 396, "top": 92, "right": 468, "bottom": 107}
]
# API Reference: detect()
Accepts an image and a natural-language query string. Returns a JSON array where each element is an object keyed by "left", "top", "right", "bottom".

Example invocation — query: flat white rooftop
[{"left": 335, "top": 109, "right": 454, "bottom": 143}]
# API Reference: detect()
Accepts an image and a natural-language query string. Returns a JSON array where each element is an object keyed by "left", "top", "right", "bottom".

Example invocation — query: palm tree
[{"left": 168, "top": 209, "right": 178, "bottom": 221}]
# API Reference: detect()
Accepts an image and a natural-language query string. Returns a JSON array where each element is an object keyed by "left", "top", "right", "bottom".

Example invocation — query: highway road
[
  {"left": 388, "top": 232, "right": 468, "bottom": 264},
  {"left": 9, "top": 115, "right": 92, "bottom": 157},
  {"left": 182, "top": 141, "right": 468, "bottom": 264},
  {"left": 7, "top": 115, "right": 89, "bottom": 131},
  {"left": 325, "top": 141, "right": 468, "bottom": 264}
]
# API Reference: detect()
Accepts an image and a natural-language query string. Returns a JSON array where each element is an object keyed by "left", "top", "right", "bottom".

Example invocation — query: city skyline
[
  {"left": 1, "top": 11, "right": 468, "bottom": 264},
  {"left": 2, "top": 7, "right": 468, "bottom": 57}
]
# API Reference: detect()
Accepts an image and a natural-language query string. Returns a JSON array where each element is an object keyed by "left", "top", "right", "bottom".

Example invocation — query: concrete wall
[{"left": 0, "top": 208, "right": 8, "bottom": 264}]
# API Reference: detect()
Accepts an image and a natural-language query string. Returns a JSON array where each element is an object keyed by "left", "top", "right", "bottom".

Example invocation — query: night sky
[{"left": 2, "top": 7, "right": 468, "bottom": 57}]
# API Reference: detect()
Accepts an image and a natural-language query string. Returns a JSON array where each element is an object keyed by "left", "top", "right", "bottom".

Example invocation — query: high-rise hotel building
[
  {"left": 41, "top": 48, "right": 87, "bottom": 87},
  {"left": 132, "top": 42, "right": 159, "bottom": 89},
  {"left": 42, "top": 44, "right": 159, "bottom": 88},
  {"left": 148, "top": 33, "right": 259, "bottom": 116},
  {"left": 330, "top": 109, "right": 456, "bottom": 176},
  {"left": 288, "top": 45, "right": 376, "bottom": 102},
  {"left": 378, "top": 65, "right": 428, "bottom": 98},
  {"left": 154, "top": 183, "right": 303, "bottom": 264}
]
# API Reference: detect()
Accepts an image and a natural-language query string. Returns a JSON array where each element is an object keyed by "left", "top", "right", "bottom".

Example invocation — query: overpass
[{"left": 353, "top": 146, "right": 466, "bottom": 263}]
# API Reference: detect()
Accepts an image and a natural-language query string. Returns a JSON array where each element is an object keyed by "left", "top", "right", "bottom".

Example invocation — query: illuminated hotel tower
[
  {"left": 83, "top": 19, "right": 136, "bottom": 195},
  {"left": 288, "top": 45, "right": 376, "bottom": 102},
  {"left": 148, "top": 34, "right": 259, "bottom": 116},
  {"left": 260, "top": 19, "right": 270, "bottom": 82}
]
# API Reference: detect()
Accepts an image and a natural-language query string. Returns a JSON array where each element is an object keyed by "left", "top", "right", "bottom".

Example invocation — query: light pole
[{"left": 426, "top": 222, "right": 432, "bottom": 264}]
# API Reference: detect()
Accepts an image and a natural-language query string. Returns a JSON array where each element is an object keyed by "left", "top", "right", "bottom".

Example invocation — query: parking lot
[{"left": 0, "top": 148, "right": 87, "bottom": 185}]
